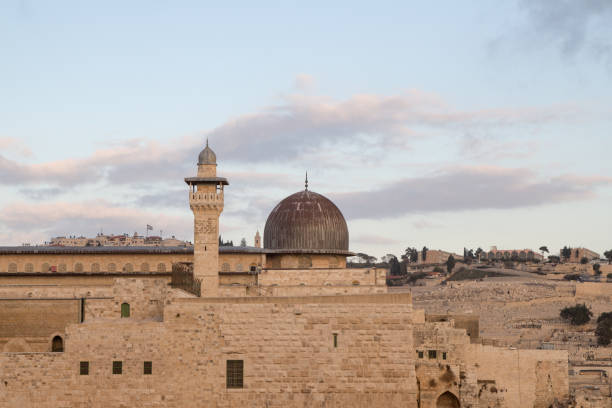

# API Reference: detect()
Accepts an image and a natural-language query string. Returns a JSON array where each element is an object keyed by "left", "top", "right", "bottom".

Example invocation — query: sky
[{"left": 1, "top": 0, "right": 611, "bottom": 259}]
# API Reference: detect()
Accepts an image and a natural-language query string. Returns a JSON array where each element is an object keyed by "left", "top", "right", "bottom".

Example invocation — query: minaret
[
  {"left": 254, "top": 230, "right": 261, "bottom": 248},
  {"left": 185, "top": 140, "right": 228, "bottom": 297}
]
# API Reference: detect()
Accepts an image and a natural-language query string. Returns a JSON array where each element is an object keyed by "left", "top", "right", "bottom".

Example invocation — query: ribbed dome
[
  {"left": 198, "top": 140, "right": 216, "bottom": 165},
  {"left": 264, "top": 190, "right": 349, "bottom": 252}
]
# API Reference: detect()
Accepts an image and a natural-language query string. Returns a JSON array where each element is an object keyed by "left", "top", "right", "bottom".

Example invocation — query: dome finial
[
  {"left": 206, "top": 138, "right": 209, "bottom": 147},
  {"left": 305, "top": 171, "right": 308, "bottom": 191}
]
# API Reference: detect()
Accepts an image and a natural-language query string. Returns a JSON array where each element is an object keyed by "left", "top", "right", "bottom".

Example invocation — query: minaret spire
[{"left": 305, "top": 171, "right": 308, "bottom": 191}]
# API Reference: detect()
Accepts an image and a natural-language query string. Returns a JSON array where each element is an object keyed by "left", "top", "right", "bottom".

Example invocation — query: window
[
  {"left": 144, "top": 361, "right": 152, "bottom": 375},
  {"left": 226, "top": 360, "right": 243, "bottom": 389},
  {"left": 417, "top": 351, "right": 424, "bottom": 359},
  {"left": 74, "top": 262, "right": 83, "bottom": 273},
  {"left": 442, "top": 352, "right": 447, "bottom": 360},
  {"left": 428, "top": 350, "right": 437, "bottom": 359},
  {"left": 249, "top": 264, "right": 257, "bottom": 273},
  {"left": 221, "top": 263, "right": 230, "bottom": 272},
  {"left": 25, "top": 263, "right": 33, "bottom": 273},
  {"left": 333, "top": 333, "right": 338, "bottom": 348},
  {"left": 58, "top": 263, "right": 67, "bottom": 272},
  {"left": 121, "top": 303, "right": 130, "bottom": 318},
  {"left": 8, "top": 263, "right": 17, "bottom": 273},
  {"left": 91, "top": 263, "right": 100, "bottom": 273},
  {"left": 112, "top": 361, "right": 122, "bottom": 374},
  {"left": 80, "top": 361, "right": 89, "bottom": 375},
  {"left": 157, "top": 263, "right": 166, "bottom": 273},
  {"left": 52, "top": 335, "right": 64, "bottom": 352},
  {"left": 235, "top": 263, "right": 243, "bottom": 272},
  {"left": 108, "top": 263, "right": 116, "bottom": 272},
  {"left": 141, "top": 263, "right": 149, "bottom": 272},
  {"left": 123, "top": 263, "right": 133, "bottom": 272}
]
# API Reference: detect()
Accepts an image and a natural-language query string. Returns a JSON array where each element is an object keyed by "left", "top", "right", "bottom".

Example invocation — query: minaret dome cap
[{"left": 198, "top": 139, "right": 217, "bottom": 165}]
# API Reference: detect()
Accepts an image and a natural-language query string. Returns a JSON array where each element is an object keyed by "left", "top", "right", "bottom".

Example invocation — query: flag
[{"left": 146, "top": 224, "right": 153, "bottom": 231}]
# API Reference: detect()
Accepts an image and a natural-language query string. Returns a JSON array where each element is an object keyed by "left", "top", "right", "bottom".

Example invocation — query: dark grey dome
[
  {"left": 198, "top": 140, "right": 216, "bottom": 165},
  {"left": 264, "top": 190, "right": 349, "bottom": 252}
]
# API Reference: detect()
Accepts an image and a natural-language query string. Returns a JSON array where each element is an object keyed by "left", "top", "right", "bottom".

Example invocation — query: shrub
[
  {"left": 563, "top": 274, "right": 580, "bottom": 281},
  {"left": 560, "top": 304, "right": 593, "bottom": 325},
  {"left": 433, "top": 266, "right": 444, "bottom": 273},
  {"left": 593, "top": 264, "right": 601, "bottom": 276},
  {"left": 580, "top": 257, "right": 589, "bottom": 265},
  {"left": 595, "top": 312, "right": 612, "bottom": 346},
  {"left": 607, "top": 273, "right": 612, "bottom": 280}
]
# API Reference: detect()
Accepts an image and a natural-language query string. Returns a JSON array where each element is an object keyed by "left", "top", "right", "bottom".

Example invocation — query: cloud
[
  {"left": 0, "top": 87, "right": 583, "bottom": 189},
  {"left": 0, "top": 201, "right": 191, "bottom": 245},
  {"left": 331, "top": 166, "right": 612, "bottom": 220},
  {"left": 352, "top": 234, "right": 400, "bottom": 246},
  {"left": 0, "top": 137, "right": 32, "bottom": 157},
  {"left": 19, "top": 187, "right": 64, "bottom": 200}
]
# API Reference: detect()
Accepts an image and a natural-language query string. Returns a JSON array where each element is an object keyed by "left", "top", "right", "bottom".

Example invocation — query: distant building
[
  {"left": 417, "top": 249, "right": 463, "bottom": 265},
  {"left": 48, "top": 233, "right": 191, "bottom": 247},
  {"left": 485, "top": 246, "right": 543, "bottom": 262},
  {"left": 564, "top": 247, "right": 600, "bottom": 263}
]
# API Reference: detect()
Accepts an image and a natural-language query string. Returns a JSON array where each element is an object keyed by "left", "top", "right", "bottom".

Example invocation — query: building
[
  {"left": 563, "top": 247, "right": 600, "bottom": 264},
  {"left": 0, "top": 142, "right": 570, "bottom": 407},
  {"left": 417, "top": 249, "right": 463, "bottom": 265},
  {"left": 485, "top": 246, "right": 543, "bottom": 262},
  {"left": 48, "top": 233, "right": 192, "bottom": 247}
]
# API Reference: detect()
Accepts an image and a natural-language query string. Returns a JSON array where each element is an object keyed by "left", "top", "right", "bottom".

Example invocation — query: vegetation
[
  {"left": 596, "top": 312, "right": 612, "bottom": 346},
  {"left": 240, "top": 238, "right": 247, "bottom": 247},
  {"left": 560, "top": 304, "right": 592, "bottom": 325},
  {"left": 563, "top": 274, "right": 581, "bottom": 281},
  {"left": 561, "top": 246, "right": 572, "bottom": 261},
  {"left": 580, "top": 257, "right": 589, "bottom": 265},
  {"left": 593, "top": 264, "right": 601, "bottom": 276},
  {"left": 604, "top": 250, "right": 612, "bottom": 265},
  {"left": 388, "top": 256, "right": 401, "bottom": 276},
  {"left": 406, "top": 272, "right": 428, "bottom": 285},
  {"left": 539, "top": 246, "right": 549, "bottom": 260},
  {"left": 608, "top": 273, "right": 612, "bottom": 280},
  {"left": 422, "top": 246, "right": 428, "bottom": 262},
  {"left": 548, "top": 255, "right": 560, "bottom": 264},
  {"left": 356, "top": 252, "right": 377, "bottom": 266},
  {"left": 446, "top": 255, "right": 456, "bottom": 274},
  {"left": 433, "top": 266, "right": 444, "bottom": 273},
  {"left": 218, "top": 235, "right": 234, "bottom": 246},
  {"left": 446, "top": 268, "right": 509, "bottom": 281}
]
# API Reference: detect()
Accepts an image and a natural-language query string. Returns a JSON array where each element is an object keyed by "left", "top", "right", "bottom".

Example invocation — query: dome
[
  {"left": 198, "top": 140, "right": 216, "bottom": 165},
  {"left": 264, "top": 190, "right": 349, "bottom": 252}
]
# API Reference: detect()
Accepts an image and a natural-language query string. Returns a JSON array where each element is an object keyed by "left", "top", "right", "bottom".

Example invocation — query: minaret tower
[
  {"left": 185, "top": 140, "right": 228, "bottom": 297},
  {"left": 254, "top": 230, "right": 261, "bottom": 248}
]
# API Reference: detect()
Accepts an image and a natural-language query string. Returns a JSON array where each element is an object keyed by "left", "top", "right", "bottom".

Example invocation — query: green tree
[
  {"left": 560, "top": 304, "right": 593, "bottom": 325},
  {"left": 422, "top": 246, "right": 428, "bottom": 262},
  {"left": 580, "top": 257, "right": 589, "bottom": 265},
  {"left": 446, "top": 255, "right": 456, "bottom": 275},
  {"left": 593, "top": 263, "right": 601, "bottom": 276},
  {"left": 607, "top": 273, "right": 612, "bottom": 280},
  {"left": 240, "top": 238, "right": 247, "bottom": 247},
  {"left": 475, "top": 247, "right": 484, "bottom": 262},
  {"left": 388, "top": 256, "right": 401, "bottom": 276},
  {"left": 604, "top": 250, "right": 612, "bottom": 265},
  {"left": 539, "top": 246, "right": 549, "bottom": 260},
  {"left": 595, "top": 312, "right": 612, "bottom": 346},
  {"left": 561, "top": 246, "right": 572, "bottom": 261}
]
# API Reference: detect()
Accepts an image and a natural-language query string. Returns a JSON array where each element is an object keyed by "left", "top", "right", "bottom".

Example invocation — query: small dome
[
  {"left": 198, "top": 140, "right": 216, "bottom": 165},
  {"left": 264, "top": 190, "right": 349, "bottom": 252}
]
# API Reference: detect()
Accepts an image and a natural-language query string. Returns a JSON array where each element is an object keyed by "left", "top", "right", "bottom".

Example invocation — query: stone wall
[{"left": 0, "top": 293, "right": 419, "bottom": 408}]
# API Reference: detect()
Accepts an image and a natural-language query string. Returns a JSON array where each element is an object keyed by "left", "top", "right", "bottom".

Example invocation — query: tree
[
  {"left": 560, "top": 304, "right": 592, "bottom": 325},
  {"left": 561, "top": 246, "right": 572, "bottom": 261},
  {"left": 604, "top": 250, "right": 612, "bottom": 265},
  {"left": 240, "top": 238, "right": 247, "bottom": 247},
  {"left": 475, "top": 247, "right": 484, "bottom": 262},
  {"left": 388, "top": 256, "right": 401, "bottom": 276},
  {"left": 446, "top": 255, "right": 456, "bottom": 275},
  {"left": 404, "top": 247, "right": 418, "bottom": 263},
  {"left": 539, "top": 246, "right": 549, "bottom": 260},
  {"left": 608, "top": 273, "right": 612, "bottom": 280},
  {"left": 381, "top": 254, "right": 396, "bottom": 264},
  {"left": 580, "top": 257, "right": 589, "bottom": 265},
  {"left": 548, "top": 255, "right": 560, "bottom": 264},
  {"left": 421, "top": 246, "right": 428, "bottom": 262},
  {"left": 593, "top": 264, "right": 601, "bottom": 276},
  {"left": 595, "top": 312, "right": 612, "bottom": 346}
]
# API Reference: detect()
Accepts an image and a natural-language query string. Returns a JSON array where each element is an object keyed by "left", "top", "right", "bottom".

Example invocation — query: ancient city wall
[{"left": 0, "top": 293, "right": 419, "bottom": 408}]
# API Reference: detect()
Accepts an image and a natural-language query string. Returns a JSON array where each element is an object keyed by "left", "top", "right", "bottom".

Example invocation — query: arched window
[
  {"left": 157, "top": 263, "right": 166, "bottom": 273},
  {"left": 25, "top": 263, "right": 33, "bottom": 273},
  {"left": 235, "top": 263, "right": 243, "bottom": 272},
  {"left": 8, "top": 263, "right": 17, "bottom": 273},
  {"left": 58, "top": 264, "right": 67, "bottom": 272},
  {"left": 51, "top": 335, "right": 64, "bottom": 352},
  {"left": 141, "top": 263, "right": 149, "bottom": 272},
  {"left": 123, "top": 263, "right": 133, "bottom": 272},
  {"left": 41, "top": 263, "right": 50, "bottom": 272},
  {"left": 221, "top": 263, "right": 230, "bottom": 272},
  {"left": 298, "top": 255, "right": 312, "bottom": 268},
  {"left": 74, "top": 262, "right": 83, "bottom": 273},
  {"left": 108, "top": 263, "right": 116, "bottom": 272},
  {"left": 121, "top": 303, "right": 130, "bottom": 318},
  {"left": 91, "top": 263, "right": 100, "bottom": 273}
]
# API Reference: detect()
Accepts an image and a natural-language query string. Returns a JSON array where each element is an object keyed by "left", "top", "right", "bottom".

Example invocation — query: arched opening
[
  {"left": 157, "top": 263, "right": 166, "bottom": 273},
  {"left": 8, "top": 263, "right": 17, "bottom": 273},
  {"left": 74, "top": 262, "right": 83, "bottom": 273},
  {"left": 51, "top": 335, "right": 64, "bottom": 352},
  {"left": 221, "top": 263, "right": 230, "bottom": 272},
  {"left": 141, "top": 263, "right": 149, "bottom": 272},
  {"left": 91, "top": 263, "right": 100, "bottom": 273},
  {"left": 123, "top": 263, "right": 133, "bottom": 272},
  {"left": 121, "top": 303, "right": 130, "bottom": 318},
  {"left": 108, "top": 263, "right": 116, "bottom": 272},
  {"left": 436, "top": 391, "right": 460, "bottom": 408}
]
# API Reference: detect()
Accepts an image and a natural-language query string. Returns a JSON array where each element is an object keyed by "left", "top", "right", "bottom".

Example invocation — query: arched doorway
[
  {"left": 436, "top": 391, "right": 460, "bottom": 408},
  {"left": 51, "top": 335, "right": 64, "bottom": 352}
]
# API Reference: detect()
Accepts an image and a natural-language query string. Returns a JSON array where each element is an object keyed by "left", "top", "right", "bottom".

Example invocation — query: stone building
[
  {"left": 0, "top": 142, "right": 570, "bottom": 407},
  {"left": 563, "top": 247, "right": 600, "bottom": 264}
]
